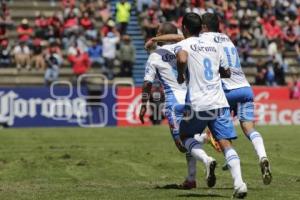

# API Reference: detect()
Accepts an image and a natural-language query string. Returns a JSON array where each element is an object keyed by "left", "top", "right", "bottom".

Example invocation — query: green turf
[{"left": 0, "top": 126, "right": 299, "bottom": 200}]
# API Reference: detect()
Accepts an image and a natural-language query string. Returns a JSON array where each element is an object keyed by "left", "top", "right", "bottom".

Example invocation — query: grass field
[{"left": 0, "top": 125, "right": 299, "bottom": 200}]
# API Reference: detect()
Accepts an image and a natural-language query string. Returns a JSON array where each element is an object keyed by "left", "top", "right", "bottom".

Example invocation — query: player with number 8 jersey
[{"left": 174, "top": 36, "right": 229, "bottom": 112}]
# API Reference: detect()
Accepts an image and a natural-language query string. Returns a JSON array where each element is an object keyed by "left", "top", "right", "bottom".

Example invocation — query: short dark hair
[
  {"left": 201, "top": 12, "right": 220, "bottom": 32},
  {"left": 182, "top": 13, "right": 202, "bottom": 35},
  {"left": 159, "top": 22, "right": 178, "bottom": 35}
]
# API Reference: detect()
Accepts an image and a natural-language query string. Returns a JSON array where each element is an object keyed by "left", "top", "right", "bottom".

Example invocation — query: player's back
[
  {"left": 144, "top": 44, "right": 187, "bottom": 108},
  {"left": 200, "top": 32, "right": 250, "bottom": 90},
  {"left": 175, "top": 37, "right": 229, "bottom": 111}
]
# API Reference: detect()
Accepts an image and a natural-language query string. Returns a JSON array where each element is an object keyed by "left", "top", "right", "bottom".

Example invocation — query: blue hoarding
[{"left": 0, "top": 86, "right": 116, "bottom": 127}]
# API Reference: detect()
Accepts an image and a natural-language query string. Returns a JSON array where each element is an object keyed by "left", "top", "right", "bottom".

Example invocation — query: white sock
[
  {"left": 225, "top": 148, "right": 244, "bottom": 189},
  {"left": 194, "top": 133, "right": 207, "bottom": 145},
  {"left": 186, "top": 153, "right": 197, "bottom": 181},
  {"left": 184, "top": 138, "right": 210, "bottom": 165},
  {"left": 248, "top": 131, "right": 267, "bottom": 160}
]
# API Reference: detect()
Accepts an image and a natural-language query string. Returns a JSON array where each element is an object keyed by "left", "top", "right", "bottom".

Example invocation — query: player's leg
[
  {"left": 238, "top": 90, "right": 272, "bottom": 185},
  {"left": 165, "top": 106, "right": 197, "bottom": 189},
  {"left": 209, "top": 108, "right": 247, "bottom": 198},
  {"left": 180, "top": 111, "right": 217, "bottom": 188},
  {"left": 180, "top": 152, "right": 197, "bottom": 189},
  {"left": 194, "top": 129, "right": 222, "bottom": 153}
]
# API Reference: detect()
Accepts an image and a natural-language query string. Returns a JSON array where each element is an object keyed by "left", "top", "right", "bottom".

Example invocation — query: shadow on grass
[
  {"left": 177, "top": 193, "right": 228, "bottom": 198},
  {"left": 154, "top": 184, "right": 188, "bottom": 190},
  {"left": 154, "top": 184, "right": 233, "bottom": 191}
]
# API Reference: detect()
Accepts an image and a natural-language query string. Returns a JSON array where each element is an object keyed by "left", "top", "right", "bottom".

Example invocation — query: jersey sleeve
[
  {"left": 173, "top": 40, "right": 188, "bottom": 55},
  {"left": 143, "top": 54, "right": 156, "bottom": 83}
]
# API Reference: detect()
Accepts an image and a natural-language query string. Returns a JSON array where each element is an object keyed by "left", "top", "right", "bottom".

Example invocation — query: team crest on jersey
[
  {"left": 162, "top": 53, "right": 176, "bottom": 62},
  {"left": 173, "top": 46, "right": 182, "bottom": 54}
]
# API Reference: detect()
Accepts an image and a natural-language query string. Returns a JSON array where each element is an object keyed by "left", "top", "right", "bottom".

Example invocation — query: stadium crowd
[
  {"left": 137, "top": 0, "right": 300, "bottom": 93},
  {"left": 0, "top": 0, "right": 300, "bottom": 94},
  {"left": 0, "top": 0, "right": 135, "bottom": 83}
]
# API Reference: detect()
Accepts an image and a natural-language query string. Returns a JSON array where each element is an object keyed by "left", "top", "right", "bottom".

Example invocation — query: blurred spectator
[
  {"left": 255, "top": 59, "right": 267, "bottom": 85},
  {"left": 17, "top": 19, "right": 33, "bottom": 43},
  {"left": 44, "top": 49, "right": 62, "bottom": 85},
  {"left": 100, "top": 19, "right": 115, "bottom": 37},
  {"left": 48, "top": 12, "right": 63, "bottom": 40},
  {"left": 274, "top": 61, "right": 286, "bottom": 85},
  {"left": 102, "top": 31, "right": 120, "bottom": 79},
  {"left": 266, "top": 68, "right": 275, "bottom": 86},
  {"left": 80, "top": 11, "right": 97, "bottom": 39},
  {"left": 62, "top": 0, "right": 76, "bottom": 16},
  {"left": 160, "top": 0, "right": 177, "bottom": 21},
  {"left": 185, "top": 2, "right": 203, "bottom": 16},
  {"left": 292, "top": 77, "right": 300, "bottom": 99},
  {"left": 295, "top": 40, "right": 300, "bottom": 62},
  {"left": 34, "top": 12, "right": 49, "bottom": 39},
  {"left": 80, "top": 0, "right": 96, "bottom": 16},
  {"left": 116, "top": 0, "right": 131, "bottom": 35},
  {"left": 142, "top": 9, "right": 160, "bottom": 40},
  {"left": 0, "top": 39, "right": 11, "bottom": 67},
  {"left": 31, "top": 38, "right": 45, "bottom": 70},
  {"left": 0, "top": 13, "right": 13, "bottom": 43},
  {"left": 237, "top": 30, "right": 254, "bottom": 64},
  {"left": 12, "top": 41, "right": 31, "bottom": 71},
  {"left": 283, "top": 20, "right": 298, "bottom": 51},
  {"left": 96, "top": 0, "right": 111, "bottom": 22},
  {"left": 62, "top": 0, "right": 75, "bottom": 8},
  {"left": 63, "top": 10, "right": 79, "bottom": 37},
  {"left": 119, "top": 35, "right": 135, "bottom": 77},
  {"left": 88, "top": 38, "right": 104, "bottom": 67},
  {"left": 226, "top": 19, "right": 239, "bottom": 43},
  {"left": 47, "top": 41, "right": 62, "bottom": 58},
  {"left": 137, "top": 0, "right": 152, "bottom": 13},
  {"left": 68, "top": 48, "right": 90, "bottom": 77},
  {"left": 253, "top": 25, "right": 268, "bottom": 48},
  {"left": 263, "top": 16, "right": 282, "bottom": 42}
]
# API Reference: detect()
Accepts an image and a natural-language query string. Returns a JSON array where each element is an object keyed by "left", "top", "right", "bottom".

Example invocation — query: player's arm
[
  {"left": 218, "top": 46, "right": 231, "bottom": 78},
  {"left": 219, "top": 67, "right": 231, "bottom": 78},
  {"left": 139, "top": 56, "right": 156, "bottom": 124},
  {"left": 145, "top": 34, "right": 184, "bottom": 50},
  {"left": 176, "top": 49, "right": 188, "bottom": 84},
  {"left": 139, "top": 81, "right": 152, "bottom": 124}
]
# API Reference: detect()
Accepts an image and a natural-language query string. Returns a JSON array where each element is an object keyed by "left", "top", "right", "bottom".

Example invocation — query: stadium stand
[{"left": 0, "top": 0, "right": 300, "bottom": 88}]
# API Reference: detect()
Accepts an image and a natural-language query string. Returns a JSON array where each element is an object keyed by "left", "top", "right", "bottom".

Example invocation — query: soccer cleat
[
  {"left": 206, "top": 130, "right": 222, "bottom": 153},
  {"left": 206, "top": 158, "right": 217, "bottom": 188},
  {"left": 260, "top": 157, "right": 272, "bottom": 185},
  {"left": 179, "top": 179, "right": 196, "bottom": 189},
  {"left": 232, "top": 183, "right": 247, "bottom": 199}
]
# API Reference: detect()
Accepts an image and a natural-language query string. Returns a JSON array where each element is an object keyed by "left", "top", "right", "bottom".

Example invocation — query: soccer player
[
  {"left": 145, "top": 12, "right": 272, "bottom": 186},
  {"left": 174, "top": 13, "right": 247, "bottom": 198},
  {"left": 139, "top": 22, "right": 217, "bottom": 189},
  {"left": 200, "top": 13, "right": 272, "bottom": 185}
]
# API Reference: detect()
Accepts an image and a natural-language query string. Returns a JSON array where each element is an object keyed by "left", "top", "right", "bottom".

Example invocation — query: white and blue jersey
[
  {"left": 200, "top": 32, "right": 250, "bottom": 90},
  {"left": 144, "top": 44, "right": 187, "bottom": 140},
  {"left": 174, "top": 36, "right": 229, "bottom": 112},
  {"left": 174, "top": 36, "right": 236, "bottom": 141},
  {"left": 200, "top": 32, "right": 254, "bottom": 121}
]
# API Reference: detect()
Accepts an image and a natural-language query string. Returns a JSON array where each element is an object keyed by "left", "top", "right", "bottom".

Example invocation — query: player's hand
[
  {"left": 177, "top": 74, "right": 185, "bottom": 84},
  {"left": 174, "top": 138, "right": 187, "bottom": 153},
  {"left": 139, "top": 105, "right": 147, "bottom": 124},
  {"left": 145, "top": 38, "right": 155, "bottom": 50}
]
